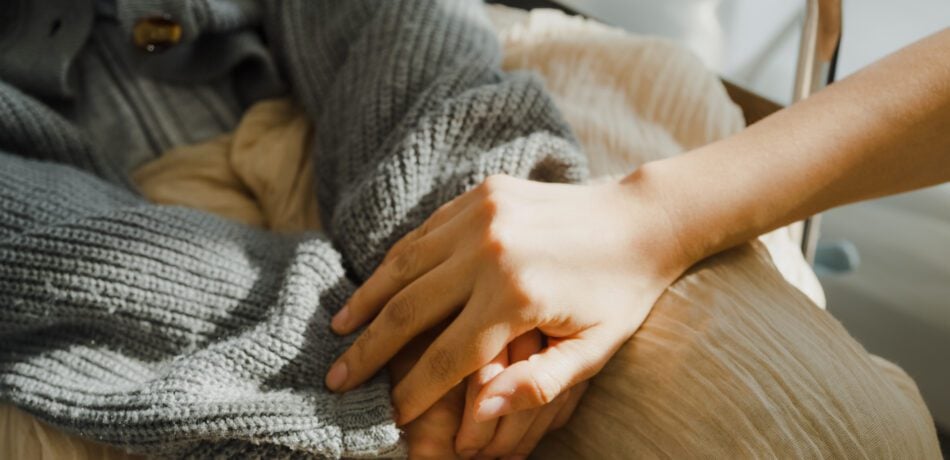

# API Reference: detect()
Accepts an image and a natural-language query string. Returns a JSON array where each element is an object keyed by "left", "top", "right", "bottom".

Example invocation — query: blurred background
[{"left": 502, "top": 0, "right": 949, "bottom": 449}]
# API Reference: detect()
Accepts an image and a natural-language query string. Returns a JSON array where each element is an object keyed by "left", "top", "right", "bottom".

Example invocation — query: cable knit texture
[{"left": 0, "top": 0, "right": 586, "bottom": 457}]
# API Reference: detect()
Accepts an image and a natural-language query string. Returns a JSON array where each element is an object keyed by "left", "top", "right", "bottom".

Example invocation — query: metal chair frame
[{"left": 794, "top": 0, "right": 842, "bottom": 263}]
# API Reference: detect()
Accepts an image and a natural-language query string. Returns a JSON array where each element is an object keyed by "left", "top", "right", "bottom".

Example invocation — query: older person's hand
[
  {"left": 393, "top": 328, "right": 587, "bottom": 458},
  {"left": 327, "top": 173, "right": 690, "bottom": 425}
]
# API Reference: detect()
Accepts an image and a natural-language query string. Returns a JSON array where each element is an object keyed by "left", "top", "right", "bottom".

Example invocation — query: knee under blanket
[{"left": 0, "top": 1, "right": 585, "bottom": 457}]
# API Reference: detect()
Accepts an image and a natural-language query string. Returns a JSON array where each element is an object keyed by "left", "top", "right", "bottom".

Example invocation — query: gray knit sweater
[{"left": 0, "top": 0, "right": 586, "bottom": 457}]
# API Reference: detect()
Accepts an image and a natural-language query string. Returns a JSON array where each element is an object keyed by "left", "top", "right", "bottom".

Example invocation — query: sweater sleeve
[
  {"left": 263, "top": 0, "right": 588, "bottom": 277},
  {"left": 1, "top": 1, "right": 588, "bottom": 457},
  {"left": 0, "top": 152, "right": 402, "bottom": 458}
]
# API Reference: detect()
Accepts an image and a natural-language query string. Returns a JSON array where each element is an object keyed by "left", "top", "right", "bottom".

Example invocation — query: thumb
[{"left": 472, "top": 335, "right": 611, "bottom": 422}]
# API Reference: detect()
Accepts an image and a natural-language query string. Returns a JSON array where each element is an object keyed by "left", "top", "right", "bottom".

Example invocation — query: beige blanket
[{"left": 2, "top": 6, "right": 938, "bottom": 459}]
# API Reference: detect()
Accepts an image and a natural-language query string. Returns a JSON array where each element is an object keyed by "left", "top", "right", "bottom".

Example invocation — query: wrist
[
  {"left": 609, "top": 163, "right": 701, "bottom": 284},
  {"left": 620, "top": 160, "right": 744, "bottom": 276}
]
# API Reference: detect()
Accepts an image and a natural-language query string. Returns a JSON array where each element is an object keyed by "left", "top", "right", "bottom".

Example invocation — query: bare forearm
[{"left": 628, "top": 28, "right": 950, "bottom": 266}]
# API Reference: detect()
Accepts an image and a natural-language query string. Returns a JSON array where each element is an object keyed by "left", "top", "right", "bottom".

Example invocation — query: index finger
[
  {"left": 391, "top": 295, "right": 523, "bottom": 425},
  {"left": 326, "top": 262, "right": 469, "bottom": 392},
  {"left": 331, "top": 187, "right": 478, "bottom": 334}
]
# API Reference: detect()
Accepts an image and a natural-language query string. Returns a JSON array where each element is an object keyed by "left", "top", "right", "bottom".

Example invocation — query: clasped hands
[{"left": 325, "top": 174, "right": 689, "bottom": 458}]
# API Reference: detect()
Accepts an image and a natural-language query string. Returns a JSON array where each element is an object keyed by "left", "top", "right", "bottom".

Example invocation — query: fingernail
[
  {"left": 474, "top": 396, "right": 510, "bottom": 422},
  {"left": 459, "top": 449, "right": 479, "bottom": 458},
  {"left": 331, "top": 306, "right": 350, "bottom": 333},
  {"left": 325, "top": 361, "right": 348, "bottom": 390}
]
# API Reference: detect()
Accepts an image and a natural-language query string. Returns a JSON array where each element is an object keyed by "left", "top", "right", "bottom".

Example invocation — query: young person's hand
[
  {"left": 345, "top": 24, "right": 950, "bottom": 448},
  {"left": 329, "top": 174, "right": 690, "bottom": 425}
]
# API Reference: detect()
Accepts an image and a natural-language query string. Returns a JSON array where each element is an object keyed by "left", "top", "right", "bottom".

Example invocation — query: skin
[
  {"left": 328, "top": 27, "right": 950, "bottom": 457},
  {"left": 392, "top": 328, "right": 586, "bottom": 458}
]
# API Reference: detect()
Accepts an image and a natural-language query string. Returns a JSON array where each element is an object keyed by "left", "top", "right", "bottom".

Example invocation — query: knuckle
[
  {"left": 389, "top": 246, "right": 417, "bottom": 281},
  {"left": 384, "top": 293, "right": 415, "bottom": 326},
  {"left": 500, "top": 275, "right": 538, "bottom": 324},
  {"left": 476, "top": 193, "right": 501, "bottom": 222},
  {"left": 527, "top": 368, "right": 562, "bottom": 406},
  {"left": 383, "top": 234, "right": 412, "bottom": 265},
  {"left": 430, "top": 200, "right": 453, "bottom": 221},
  {"left": 350, "top": 325, "right": 376, "bottom": 363},
  {"left": 382, "top": 247, "right": 399, "bottom": 266},
  {"left": 480, "top": 222, "right": 512, "bottom": 264},
  {"left": 475, "top": 182, "right": 508, "bottom": 220},
  {"left": 480, "top": 174, "right": 508, "bottom": 194},
  {"left": 426, "top": 346, "right": 457, "bottom": 383},
  {"left": 417, "top": 217, "right": 435, "bottom": 238},
  {"left": 482, "top": 235, "right": 505, "bottom": 261}
]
